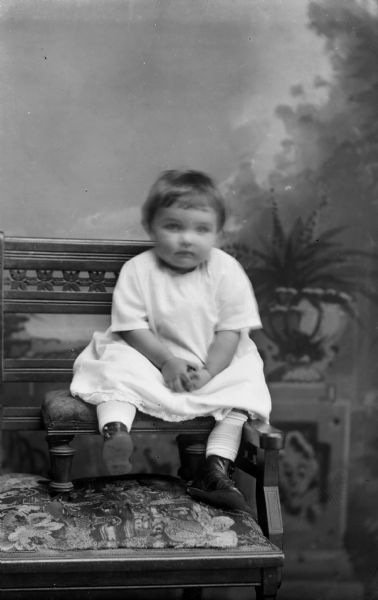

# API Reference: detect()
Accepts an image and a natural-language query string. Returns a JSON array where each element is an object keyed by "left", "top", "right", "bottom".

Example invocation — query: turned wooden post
[{"left": 47, "top": 434, "right": 76, "bottom": 492}]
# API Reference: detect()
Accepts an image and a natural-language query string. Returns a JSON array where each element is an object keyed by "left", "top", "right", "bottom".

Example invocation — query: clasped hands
[{"left": 161, "top": 357, "right": 212, "bottom": 393}]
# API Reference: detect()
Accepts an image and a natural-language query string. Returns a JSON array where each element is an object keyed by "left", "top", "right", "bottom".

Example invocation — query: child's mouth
[{"left": 176, "top": 251, "right": 195, "bottom": 258}]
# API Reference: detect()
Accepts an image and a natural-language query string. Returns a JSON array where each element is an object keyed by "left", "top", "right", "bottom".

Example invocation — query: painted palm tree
[{"left": 224, "top": 200, "right": 378, "bottom": 381}]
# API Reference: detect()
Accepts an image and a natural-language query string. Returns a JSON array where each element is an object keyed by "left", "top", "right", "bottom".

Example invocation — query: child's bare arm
[
  {"left": 190, "top": 330, "right": 240, "bottom": 390},
  {"left": 121, "top": 329, "right": 173, "bottom": 369},
  {"left": 120, "top": 329, "right": 195, "bottom": 392},
  {"left": 206, "top": 330, "right": 240, "bottom": 376}
]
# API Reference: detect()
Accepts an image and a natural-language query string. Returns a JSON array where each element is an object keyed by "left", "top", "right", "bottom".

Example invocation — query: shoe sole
[
  {"left": 187, "top": 485, "right": 252, "bottom": 513},
  {"left": 102, "top": 431, "right": 134, "bottom": 475}
]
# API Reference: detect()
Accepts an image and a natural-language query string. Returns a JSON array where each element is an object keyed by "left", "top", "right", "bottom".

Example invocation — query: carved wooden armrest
[
  {"left": 242, "top": 419, "right": 284, "bottom": 451},
  {"left": 237, "top": 420, "right": 284, "bottom": 548}
]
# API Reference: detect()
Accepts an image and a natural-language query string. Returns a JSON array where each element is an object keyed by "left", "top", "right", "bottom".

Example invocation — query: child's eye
[
  {"left": 197, "top": 226, "right": 211, "bottom": 233},
  {"left": 164, "top": 223, "right": 181, "bottom": 231}
]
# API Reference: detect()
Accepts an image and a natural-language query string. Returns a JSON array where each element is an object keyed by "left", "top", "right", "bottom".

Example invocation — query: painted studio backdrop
[{"left": 1, "top": 1, "right": 378, "bottom": 598}]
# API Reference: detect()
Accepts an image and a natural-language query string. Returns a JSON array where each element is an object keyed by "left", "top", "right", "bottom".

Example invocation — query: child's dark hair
[{"left": 142, "top": 169, "right": 226, "bottom": 231}]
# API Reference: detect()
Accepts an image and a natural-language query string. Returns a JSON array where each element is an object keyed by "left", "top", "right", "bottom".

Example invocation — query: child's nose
[{"left": 180, "top": 230, "right": 194, "bottom": 245}]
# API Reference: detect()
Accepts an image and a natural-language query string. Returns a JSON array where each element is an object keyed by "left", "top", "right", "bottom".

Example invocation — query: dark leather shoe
[
  {"left": 102, "top": 422, "right": 133, "bottom": 475},
  {"left": 187, "top": 455, "right": 251, "bottom": 512}
]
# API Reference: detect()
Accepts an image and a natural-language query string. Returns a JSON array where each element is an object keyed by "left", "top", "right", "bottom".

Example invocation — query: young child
[{"left": 70, "top": 169, "right": 271, "bottom": 511}]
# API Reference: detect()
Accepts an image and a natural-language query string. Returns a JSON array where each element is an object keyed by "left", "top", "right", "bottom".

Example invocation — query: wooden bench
[{"left": 0, "top": 232, "right": 284, "bottom": 599}]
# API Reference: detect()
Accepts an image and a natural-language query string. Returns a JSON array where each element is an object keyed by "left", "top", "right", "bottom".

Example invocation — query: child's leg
[
  {"left": 97, "top": 400, "right": 136, "bottom": 433},
  {"left": 188, "top": 410, "right": 250, "bottom": 512},
  {"left": 205, "top": 410, "right": 248, "bottom": 461},
  {"left": 97, "top": 400, "right": 136, "bottom": 475}
]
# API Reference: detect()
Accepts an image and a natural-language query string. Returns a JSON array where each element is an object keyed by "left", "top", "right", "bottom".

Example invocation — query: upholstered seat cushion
[
  {"left": 42, "top": 388, "right": 98, "bottom": 430},
  {"left": 0, "top": 473, "right": 278, "bottom": 553}
]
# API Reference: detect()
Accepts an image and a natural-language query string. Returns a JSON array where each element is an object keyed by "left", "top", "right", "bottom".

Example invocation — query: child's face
[{"left": 148, "top": 203, "right": 218, "bottom": 272}]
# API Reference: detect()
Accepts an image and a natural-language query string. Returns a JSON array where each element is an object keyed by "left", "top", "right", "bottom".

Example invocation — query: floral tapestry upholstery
[{"left": 0, "top": 473, "right": 277, "bottom": 553}]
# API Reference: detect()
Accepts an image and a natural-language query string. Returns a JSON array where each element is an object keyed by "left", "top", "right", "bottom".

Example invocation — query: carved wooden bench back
[{"left": 0, "top": 233, "right": 152, "bottom": 383}]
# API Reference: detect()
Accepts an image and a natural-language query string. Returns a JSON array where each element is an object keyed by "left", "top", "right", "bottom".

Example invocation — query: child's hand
[
  {"left": 161, "top": 358, "right": 198, "bottom": 393},
  {"left": 188, "top": 367, "right": 212, "bottom": 391}
]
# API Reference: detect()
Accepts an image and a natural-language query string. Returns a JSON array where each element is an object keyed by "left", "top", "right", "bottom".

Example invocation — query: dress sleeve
[
  {"left": 216, "top": 257, "right": 262, "bottom": 332},
  {"left": 111, "top": 260, "right": 149, "bottom": 332}
]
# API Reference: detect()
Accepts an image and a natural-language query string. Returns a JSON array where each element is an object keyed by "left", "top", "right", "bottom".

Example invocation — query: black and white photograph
[{"left": 0, "top": 1, "right": 377, "bottom": 599}]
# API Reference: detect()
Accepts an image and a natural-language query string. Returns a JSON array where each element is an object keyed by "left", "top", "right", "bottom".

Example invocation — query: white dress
[{"left": 70, "top": 248, "right": 271, "bottom": 422}]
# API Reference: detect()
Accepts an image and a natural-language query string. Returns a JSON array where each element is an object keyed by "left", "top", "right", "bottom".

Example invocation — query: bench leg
[
  {"left": 47, "top": 434, "right": 76, "bottom": 493},
  {"left": 176, "top": 434, "right": 207, "bottom": 482},
  {"left": 255, "top": 567, "right": 280, "bottom": 600},
  {"left": 255, "top": 590, "right": 277, "bottom": 600}
]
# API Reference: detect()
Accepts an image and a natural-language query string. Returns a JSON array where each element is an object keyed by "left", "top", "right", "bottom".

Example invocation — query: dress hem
[{"left": 71, "top": 390, "right": 258, "bottom": 423}]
